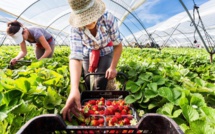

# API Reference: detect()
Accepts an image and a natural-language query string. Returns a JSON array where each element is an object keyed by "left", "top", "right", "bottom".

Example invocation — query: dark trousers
[{"left": 83, "top": 52, "right": 113, "bottom": 90}]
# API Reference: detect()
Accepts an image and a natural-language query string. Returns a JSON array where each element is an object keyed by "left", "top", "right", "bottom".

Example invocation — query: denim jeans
[{"left": 83, "top": 52, "right": 113, "bottom": 90}]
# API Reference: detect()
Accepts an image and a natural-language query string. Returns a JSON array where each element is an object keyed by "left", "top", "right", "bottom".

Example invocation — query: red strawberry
[
  {"left": 128, "top": 130, "right": 133, "bottom": 133},
  {"left": 89, "top": 130, "right": 95, "bottom": 134},
  {"left": 122, "top": 130, "right": 128, "bottom": 133},
  {"left": 99, "top": 110, "right": 104, "bottom": 115},
  {"left": 137, "top": 130, "right": 142, "bottom": 134},
  {"left": 90, "top": 119, "right": 98, "bottom": 126},
  {"left": 115, "top": 112, "right": 122, "bottom": 120},
  {"left": 118, "top": 105, "right": 124, "bottom": 111},
  {"left": 106, "top": 100, "right": 112, "bottom": 106},
  {"left": 100, "top": 97, "right": 105, "bottom": 102},
  {"left": 105, "top": 108, "right": 113, "bottom": 115},
  {"left": 88, "top": 110, "right": 95, "bottom": 115},
  {"left": 98, "top": 117, "right": 104, "bottom": 124},
  {"left": 121, "top": 109, "right": 127, "bottom": 115},
  {"left": 110, "top": 116, "right": 118, "bottom": 125},
  {"left": 112, "top": 105, "right": 119, "bottom": 112},
  {"left": 124, "top": 105, "right": 130, "bottom": 111},
  {"left": 109, "top": 130, "right": 115, "bottom": 133},
  {"left": 123, "top": 118, "right": 130, "bottom": 125},
  {"left": 89, "top": 100, "right": 96, "bottom": 105},
  {"left": 92, "top": 105, "right": 98, "bottom": 111}
]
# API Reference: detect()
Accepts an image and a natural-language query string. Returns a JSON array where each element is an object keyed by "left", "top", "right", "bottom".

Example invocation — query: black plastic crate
[
  {"left": 17, "top": 91, "right": 184, "bottom": 134},
  {"left": 17, "top": 113, "right": 184, "bottom": 134}
]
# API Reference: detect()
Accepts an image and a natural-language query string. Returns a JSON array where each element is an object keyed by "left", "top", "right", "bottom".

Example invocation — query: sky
[{"left": 121, "top": 0, "right": 209, "bottom": 37}]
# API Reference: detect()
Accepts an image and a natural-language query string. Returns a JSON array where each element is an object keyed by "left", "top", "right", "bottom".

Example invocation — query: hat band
[{"left": 73, "top": 0, "right": 95, "bottom": 14}]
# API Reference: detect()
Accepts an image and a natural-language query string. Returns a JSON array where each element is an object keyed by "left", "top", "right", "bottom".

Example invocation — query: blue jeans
[{"left": 83, "top": 52, "right": 113, "bottom": 90}]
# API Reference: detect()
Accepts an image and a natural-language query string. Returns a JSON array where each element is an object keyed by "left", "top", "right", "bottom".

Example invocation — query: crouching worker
[
  {"left": 62, "top": 0, "right": 123, "bottom": 121},
  {"left": 6, "top": 20, "right": 55, "bottom": 65}
]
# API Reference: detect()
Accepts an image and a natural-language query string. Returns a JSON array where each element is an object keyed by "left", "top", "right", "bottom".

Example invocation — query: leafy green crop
[{"left": 1, "top": 47, "right": 215, "bottom": 134}]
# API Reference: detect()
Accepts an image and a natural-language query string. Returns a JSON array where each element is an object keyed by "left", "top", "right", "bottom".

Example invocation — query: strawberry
[
  {"left": 88, "top": 110, "right": 95, "bottom": 115},
  {"left": 90, "top": 119, "right": 98, "bottom": 126},
  {"left": 124, "top": 105, "right": 130, "bottom": 111},
  {"left": 105, "top": 108, "right": 113, "bottom": 115},
  {"left": 122, "top": 130, "right": 128, "bottom": 133},
  {"left": 109, "top": 130, "right": 115, "bottom": 133},
  {"left": 121, "top": 109, "right": 127, "bottom": 115},
  {"left": 115, "top": 112, "right": 122, "bottom": 120},
  {"left": 118, "top": 105, "right": 124, "bottom": 111},
  {"left": 98, "top": 117, "right": 104, "bottom": 124},
  {"left": 106, "top": 100, "right": 112, "bottom": 106},
  {"left": 89, "top": 130, "right": 95, "bottom": 134},
  {"left": 88, "top": 100, "right": 96, "bottom": 105},
  {"left": 112, "top": 105, "right": 119, "bottom": 112},
  {"left": 128, "top": 130, "right": 133, "bottom": 133},
  {"left": 106, "top": 116, "right": 111, "bottom": 122},
  {"left": 110, "top": 116, "right": 118, "bottom": 125},
  {"left": 123, "top": 118, "right": 130, "bottom": 125},
  {"left": 137, "top": 130, "right": 143, "bottom": 134},
  {"left": 100, "top": 97, "right": 105, "bottom": 102},
  {"left": 92, "top": 105, "right": 98, "bottom": 111},
  {"left": 99, "top": 110, "right": 104, "bottom": 115}
]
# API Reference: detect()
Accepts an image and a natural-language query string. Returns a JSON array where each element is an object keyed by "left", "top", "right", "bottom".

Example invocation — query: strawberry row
[
  {"left": 73, "top": 115, "right": 136, "bottom": 126},
  {"left": 82, "top": 105, "right": 134, "bottom": 116},
  {"left": 82, "top": 98, "right": 128, "bottom": 107}
]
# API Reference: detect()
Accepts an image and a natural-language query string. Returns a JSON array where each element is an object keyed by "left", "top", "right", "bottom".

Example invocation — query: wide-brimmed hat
[
  {"left": 11, "top": 27, "right": 23, "bottom": 44},
  {"left": 68, "top": 0, "right": 106, "bottom": 28}
]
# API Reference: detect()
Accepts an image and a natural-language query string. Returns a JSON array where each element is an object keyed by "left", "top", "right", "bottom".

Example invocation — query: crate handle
[{"left": 84, "top": 72, "right": 128, "bottom": 91}]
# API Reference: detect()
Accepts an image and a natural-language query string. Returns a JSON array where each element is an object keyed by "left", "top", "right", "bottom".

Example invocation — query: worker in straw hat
[{"left": 62, "top": 0, "right": 123, "bottom": 121}]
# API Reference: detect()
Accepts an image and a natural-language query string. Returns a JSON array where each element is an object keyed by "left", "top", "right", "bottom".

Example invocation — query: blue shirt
[{"left": 69, "top": 11, "right": 123, "bottom": 60}]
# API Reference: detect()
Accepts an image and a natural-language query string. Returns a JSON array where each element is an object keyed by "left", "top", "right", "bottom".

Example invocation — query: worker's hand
[
  {"left": 10, "top": 58, "right": 18, "bottom": 66},
  {"left": 106, "top": 67, "right": 117, "bottom": 79},
  {"left": 62, "top": 89, "right": 82, "bottom": 122}
]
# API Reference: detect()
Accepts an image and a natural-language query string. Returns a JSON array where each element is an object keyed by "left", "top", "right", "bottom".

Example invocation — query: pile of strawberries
[{"left": 73, "top": 97, "right": 136, "bottom": 127}]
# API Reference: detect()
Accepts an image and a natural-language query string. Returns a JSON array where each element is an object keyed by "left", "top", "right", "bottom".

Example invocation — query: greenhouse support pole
[
  {"left": 162, "top": 24, "right": 180, "bottom": 46},
  {"left": 178, "top": 0, "right": 209, "bottom": 53},
  {"left": 118, "top": 19, "right": 141, "bottom": 48},
  {"left": 110, "top": 0, "right": 159, "bottom": 50}
]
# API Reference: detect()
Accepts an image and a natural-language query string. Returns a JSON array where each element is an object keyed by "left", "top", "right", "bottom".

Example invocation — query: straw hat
[{"left": 68, "top": 0, "right": 106, "bottom": 28}]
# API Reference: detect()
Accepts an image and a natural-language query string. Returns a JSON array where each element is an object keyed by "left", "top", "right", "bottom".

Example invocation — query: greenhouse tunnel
[
  {"left": 0, "top": 0, "right": 214, "bottom": 49},
  {"left": 1, "top": 0, "right": 215, "bottom": 134}
]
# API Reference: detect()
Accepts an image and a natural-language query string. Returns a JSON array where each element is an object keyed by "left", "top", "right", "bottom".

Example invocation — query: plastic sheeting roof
[
  {"left": 127, "top": 0, "right": 215, "bottom": 48},
  {"left": 0, "top": 0, "right": 145, "bottom": 45},
  {"left": 0, "top": 0, "right": 213, "bottom": 49}
]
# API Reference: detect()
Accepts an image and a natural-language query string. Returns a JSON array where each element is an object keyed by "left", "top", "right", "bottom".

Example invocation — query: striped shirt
[{"left": 69, "top": 11, "right": 123, "bottom": 60}]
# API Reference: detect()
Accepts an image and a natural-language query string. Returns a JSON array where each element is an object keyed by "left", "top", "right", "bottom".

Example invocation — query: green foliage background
[{"left": 0, "top": 46, "right": 215, "bottom": 134}]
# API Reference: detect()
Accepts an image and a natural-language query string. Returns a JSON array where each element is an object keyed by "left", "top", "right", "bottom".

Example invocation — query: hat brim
[
  {"left": 69, "top": 0, "right": 106, "bottom": 28},
  {"left": 11, "top": 28, "right": 23, "bottom": 44}
]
